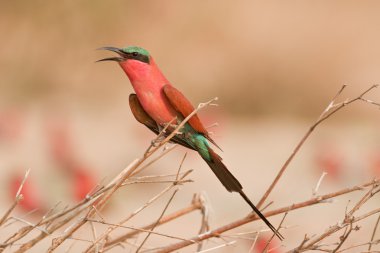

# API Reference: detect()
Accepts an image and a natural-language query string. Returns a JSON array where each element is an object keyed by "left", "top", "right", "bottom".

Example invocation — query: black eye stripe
[{"left": 125, "top": 51, "right": 150, "bottom": 64}]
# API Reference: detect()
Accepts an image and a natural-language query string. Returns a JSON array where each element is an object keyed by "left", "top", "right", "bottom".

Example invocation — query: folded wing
[
  {"left": 129, "top": 94, "right": 195, "bottom": 150},
  {"left": 162, "top": 85, "right": 221, "bottom": 150}
]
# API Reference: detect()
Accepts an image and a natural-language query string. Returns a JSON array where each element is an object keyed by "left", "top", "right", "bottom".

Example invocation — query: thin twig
[
  {"left": 84, "top": 170, "right": 193, "bottom": 252},
  {"left": 136, "top": 154, "right": 186, "bottom": 252},
  {"left": 130, "top": 145, "right": 178, "bottom": 177},
  {"left": 289, "top": 208, "right": 380, "bottom": 253},
  {"left": 337, "top": 239, "right": 380, "bottom": 252},
  {"left": 262, "top": 212, "right": 287, "bottom": 252},
  {"left": 85, "top": 219, "right": 194, "bottom": 243},
  {"left": 122, "top": 179, "right": 193, "bottom": 185},
  {"left": 2, "top": 184, "right": 106, "bottom": 247},
  {"left": 3, "top": 86, "right": 380, "bottom": 252},
  {"left": 144, "top": 117, "right": 177, "bottom": 156},
  {"left": 368, "top": 213, "right": 380, "bottom": 251},
  {"left": 360, "top": 97, "right": 380, "bottom": 108},
  {"left": 129, "top": 171, "right": 190, "bottom": 180},
  {"left": 0, "top": 169, "right": 31, "bottom": 226},
  {"left": 102, "top": 194, "right": 203, "bottom": 250},
  {"left": 256, "top": 85, "right": 378, "bottom": 209},
  {"left": 289, "top": 183, "right": 380, "bottom": 252},
  {"left": 75, "top": 98, "right": 216, "bottom": 253},
  {"left": 332, "top": 222, "right": 353, "bottom": 253},
  {"left": 6, "top": 217, "right": 48, "bottom": 234},
  {"left": 137, "top": 190, "right": 179, "bottom": 252},
  {"left": 248, "top": 232, "right": 260, "bottom": 253},
  {"left": 312, "top": 172, "right": 328, "bottom": 197},
  {"left": 197, "top": 193, "right": 211, "bottom": 252},
  {"left": 196, "top": 240, "right": 236, "bottom": 253},
  {"left": 154, "top": 179, "right": 379, "bottom": 252},
  {"left": 14, "top": 202, "right": 91, "bottom": 253}
]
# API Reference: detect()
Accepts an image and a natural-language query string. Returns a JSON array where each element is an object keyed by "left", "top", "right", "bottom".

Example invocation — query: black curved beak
[{"left": 96, "top": 47, "right": 127, "bottom": 62}]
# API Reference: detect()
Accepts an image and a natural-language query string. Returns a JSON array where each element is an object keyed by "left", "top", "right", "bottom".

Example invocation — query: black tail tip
[
  {"left": 273, "top": 228, "right": 284, "bottom": 241},
  {"left": 238, "top": 191, "right": 284, "bottom": 241}
]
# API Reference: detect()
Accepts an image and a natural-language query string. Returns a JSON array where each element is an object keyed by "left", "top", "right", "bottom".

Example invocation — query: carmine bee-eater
[{"left": 98, "top": 46, "right": 283, "bottom": 240}]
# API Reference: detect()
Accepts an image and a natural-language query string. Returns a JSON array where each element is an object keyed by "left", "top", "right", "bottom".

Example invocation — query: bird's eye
[{"left": 132, "top": 52, "right": 138, "bottom": 57}]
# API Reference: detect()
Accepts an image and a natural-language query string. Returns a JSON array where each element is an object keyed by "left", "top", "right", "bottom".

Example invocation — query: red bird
[
  {"left": 47, "top": 120, "right": 97, "bottom": 201},
  {"left": 10, "top": 174, "right": 45, "bottom": 213},
  {"left": 98, "top": 46, "right": 283, "bottom": 240}
]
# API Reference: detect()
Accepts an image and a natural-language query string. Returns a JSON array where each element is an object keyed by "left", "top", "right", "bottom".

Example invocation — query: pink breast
[{"left": 134, "top": 84, "right": 177, "bottom": 126}]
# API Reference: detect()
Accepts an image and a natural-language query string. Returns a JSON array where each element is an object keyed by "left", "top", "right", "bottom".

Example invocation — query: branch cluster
[{"left": 0, "top": 86, "right": 379, "bottom": 252}]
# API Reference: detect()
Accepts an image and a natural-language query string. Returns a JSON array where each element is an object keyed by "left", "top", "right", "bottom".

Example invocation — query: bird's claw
[{"left": 151, "top": 135, "right": 166, "bottom": 147}]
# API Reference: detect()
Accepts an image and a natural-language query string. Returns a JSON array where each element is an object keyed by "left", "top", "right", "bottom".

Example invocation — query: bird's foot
[{"left": 151, "top": 135, "right": 166, "bottom": 147}]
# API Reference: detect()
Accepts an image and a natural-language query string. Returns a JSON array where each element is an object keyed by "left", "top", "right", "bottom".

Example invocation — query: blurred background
[{"left": 1, "top": 1, "right": 380, "bottom": 252}]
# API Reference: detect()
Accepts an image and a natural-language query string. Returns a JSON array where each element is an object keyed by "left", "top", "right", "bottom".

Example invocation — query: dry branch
[
  {"left": 101, "top": 194, "right": 203, "bottom": 250},
  {"left": 152, "top": 179, "right": 380, "bottom": 252},
  {"left": 289, "top": 183, "right": 380, "bottom": 252},
  {"left": 1, "top": 86, "right": 379, "bottom": 253},
  {"left": 45, "top": 97, "right": 217, "bottom": 252},
  {"left": 0, "top": 169, "right": 30, "bottom": 227},
  {"left": 257, "top": 84, "right": 378, "bottom": 209}
]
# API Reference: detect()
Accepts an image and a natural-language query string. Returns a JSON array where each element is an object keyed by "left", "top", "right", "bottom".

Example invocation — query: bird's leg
[
  {"left": 151, "top": 125, "right": 167, "bottom": 147},
  {"left": 144, "top": 119, "right": 175, "bottom": 156},
  {"left": 151, "top": 117, "right": 179, "bottom": 147},
  {"left": 145, "top": 128, "right": 167, "bottom": 156}
]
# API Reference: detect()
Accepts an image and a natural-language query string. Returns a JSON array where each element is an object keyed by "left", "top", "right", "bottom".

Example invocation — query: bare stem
[
  {"left": 257, "top": 84, "right": 378, "bottom": 209},
  {"left": 136, "top": 154, "right": 186, "bottom": 252},
  {"left": 45, "top": 97, "right": 217, "bottom": 252},
  {"left": 0, "top": 169, "right": 31, "bottom": 227},
  {"left": 368, "top": 213, "right": 380, "bottom": 251},
  {"left": 102, "top": 194, "right": 203, "bottom": 250},
  {"left": 153, "top": 179, "right": 379, "bottom": 252}
]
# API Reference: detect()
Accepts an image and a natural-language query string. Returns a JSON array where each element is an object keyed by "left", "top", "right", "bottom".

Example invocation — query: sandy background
[{"left": 1, "top": 1, "right": 380, "bottom": 252}]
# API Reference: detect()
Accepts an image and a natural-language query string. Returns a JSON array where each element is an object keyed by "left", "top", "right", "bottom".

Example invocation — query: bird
[
  {"left": 98, "top": 46, "right": 283, "bottom": 240},
  {"left": 46, "top": 120, "right": 97, "bottom": 202},
  {"left": 9, "top": 172, "right": 46, "bottom": 214}
]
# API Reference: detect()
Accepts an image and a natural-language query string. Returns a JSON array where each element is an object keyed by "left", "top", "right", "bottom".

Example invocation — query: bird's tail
[
  {"left": 202, "top": 147, "right": 242, "bottom": 192},
  {"left": 200, "top": 146, "right": 284, "bottom": 240},
  {"left": 239, "top": 190, "right": 284, "bottom": 240}
]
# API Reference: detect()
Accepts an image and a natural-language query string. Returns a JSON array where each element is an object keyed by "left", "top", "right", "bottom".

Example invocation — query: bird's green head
[{"left": 97, "top": 46, "right": 150, "bottom": 64}]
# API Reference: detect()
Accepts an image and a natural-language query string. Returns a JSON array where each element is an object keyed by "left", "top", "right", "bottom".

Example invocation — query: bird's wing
[
  {"left": 129, "top": 94, "right": 159, "bottom": 134},
  {"left": 129, "top": 94, "right": 195, "bottom": 150},
  {"left": 163, "top": 85, "right": 221, "bottom": 149}
]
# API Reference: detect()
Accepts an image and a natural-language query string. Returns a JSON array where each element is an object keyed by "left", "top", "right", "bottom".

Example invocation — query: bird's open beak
[{"left": 96, "top": 47, "right": 127, "bottom": 62}]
